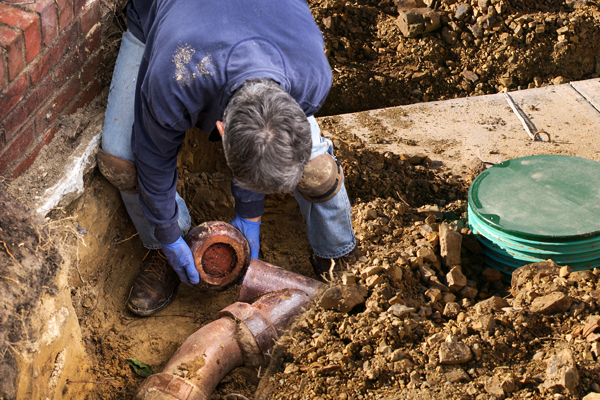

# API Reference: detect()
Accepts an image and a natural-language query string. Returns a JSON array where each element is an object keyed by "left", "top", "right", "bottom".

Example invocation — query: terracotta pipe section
[
  {"left": 219, "top": 288, "right": 311, "bottom": 366},
  {"left": 184, "top": 221, "right": 250, "bottom": 290},
  {"left": 239, "top": 258, "right": 326, "bottom": 303},
  {"left": 135, "top": 317, "right": 243, "bottom": 400}
]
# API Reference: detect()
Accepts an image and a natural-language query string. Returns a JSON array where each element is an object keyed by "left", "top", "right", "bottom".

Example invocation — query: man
[{"left": 98, "top": 0, "right": 356, "bottom": 317}]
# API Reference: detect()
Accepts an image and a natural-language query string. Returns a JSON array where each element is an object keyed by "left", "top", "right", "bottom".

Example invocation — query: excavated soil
[{"left": 4, "top": 0, "right": 600, "bottom": 399}]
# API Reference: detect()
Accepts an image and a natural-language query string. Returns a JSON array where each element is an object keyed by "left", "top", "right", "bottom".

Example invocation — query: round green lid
[{"left": 468, "top": 155, "right": 600, "bottom": 241}]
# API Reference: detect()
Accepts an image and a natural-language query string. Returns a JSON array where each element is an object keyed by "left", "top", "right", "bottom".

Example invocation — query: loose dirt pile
[
  {"left": 311, "top": 0, "right": 600, "bottom": 116},
  {"left": 252, "top": 118, "right": 600, "bottom": 400}
]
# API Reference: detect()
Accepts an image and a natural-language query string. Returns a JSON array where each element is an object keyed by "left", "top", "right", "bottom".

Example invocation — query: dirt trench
[{"left": 2, "top": 0, "right": 600, "bottom": 399}]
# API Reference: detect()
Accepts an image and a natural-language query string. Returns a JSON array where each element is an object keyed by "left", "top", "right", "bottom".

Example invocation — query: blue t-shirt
[{"left": 126, "top": 0, "right": 332, "bottom": 243}]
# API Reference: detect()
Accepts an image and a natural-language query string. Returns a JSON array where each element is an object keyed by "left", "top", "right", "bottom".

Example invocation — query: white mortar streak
[{"left": 36, "top": 133, "right": 102, "bottom": 216}]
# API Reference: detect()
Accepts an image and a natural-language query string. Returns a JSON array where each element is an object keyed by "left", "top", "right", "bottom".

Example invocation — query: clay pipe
[
  {"left": 134, "top": 317, "right": 243, "bottom": 400},
  {"left": 239, "top": 258, "right": 326, "bottom": 303},
  {"left": 219, "top": 288, "right": 312, "bottom": 367},
  {"left": 184, "top": 221, "right": 250, "bottom": 290}
]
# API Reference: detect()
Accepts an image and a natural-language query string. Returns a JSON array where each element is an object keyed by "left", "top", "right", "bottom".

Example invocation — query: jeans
[
  {"left": 101, "top": 30, "right": 191, "bottom": 249},
  {"left": 102, "top": 30, "right": 355, "bottom": 257}
]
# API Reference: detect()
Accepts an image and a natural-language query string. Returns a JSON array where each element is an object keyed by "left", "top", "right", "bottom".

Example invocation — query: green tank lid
[{"left": 468, "top": 155, "right": 600, "bottom": 241}]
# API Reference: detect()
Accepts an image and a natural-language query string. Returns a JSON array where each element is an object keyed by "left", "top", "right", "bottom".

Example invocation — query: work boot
[
  {"left": 310, "top": 248, "right": 359, "bottom": 281},
  {"left": 126, "top": 250, "right": 180, "bottom": 316}
]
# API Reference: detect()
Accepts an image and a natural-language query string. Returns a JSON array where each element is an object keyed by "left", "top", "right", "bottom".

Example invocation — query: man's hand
[
  {"left": 230, "top": 215, "right": 261, "bottom": 260},
  {"left": 161, "top": 237, "right": 200, "bottom": 286}
]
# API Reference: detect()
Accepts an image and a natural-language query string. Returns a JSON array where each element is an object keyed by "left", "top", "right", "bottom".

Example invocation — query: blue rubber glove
[
  {"left": 230, "top": 215, "right": 261, "bottom": 260},
  {"left": 161, "top": 237, "right": 200, "bottom": 286}
]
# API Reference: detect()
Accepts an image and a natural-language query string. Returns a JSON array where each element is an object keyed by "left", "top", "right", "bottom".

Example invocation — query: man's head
[{"left": 220, "top": 78, "right": 312, "bottom": 194}]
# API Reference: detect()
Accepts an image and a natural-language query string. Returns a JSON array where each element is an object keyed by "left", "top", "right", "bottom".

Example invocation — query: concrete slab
[
  {"left": 571, "top": 78, "right": 600, "bottom": 112},
  {"left": 323, "top": 79, "right": 600, "bottom": 174}
]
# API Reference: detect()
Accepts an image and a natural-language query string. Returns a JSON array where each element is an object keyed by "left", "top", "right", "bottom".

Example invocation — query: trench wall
[{"left": 0, "top": 0, "right": 106, "bottom": 177}]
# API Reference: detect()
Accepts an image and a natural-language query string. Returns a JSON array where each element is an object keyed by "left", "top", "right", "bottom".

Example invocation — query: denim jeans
[
  {"left": 102, "top": 30, "right": 355, "bottom": 257},
  {"left": 101, "top": 30, "right": 191, "bottom": 249}
]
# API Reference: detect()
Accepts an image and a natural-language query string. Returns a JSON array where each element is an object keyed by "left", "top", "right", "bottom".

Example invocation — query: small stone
[
  {"left": 397, "top": 8, "right": 441, "bottom": 38},
  {"left": 459, "top": 285, "right": 478, "bottom": 300},
  {"left": 365, "top": 209, "right": 378, "bottom": 220},
  {"left": 592, "top": 382, "right": 600, "bottom": 392},
  {"left": 439, "top": 342, "right": 472, "bottom": 364},
  {"left": 583, "top": 393, "right": 600, "bottom": 400},
  {"left": 457, "top": 312, "right": 467, "bottom": 322},
  {"left": 388, "top": 349, "right": 407, "bottom": 362},
  {"left": 388, "top": 304, "right": 416, "bottom": 318},
  {"left": 461, "top": 70, "right": 479, "bottom": 82},
  {"left": 485, "top": 376, "right": 505, "bottom": 399},
  {"left": 474, "top": 296, "right": 510, "bottom": 315},
  {"left": 361, "top": 265, "right": 384, "bottom": 278},
  {"left": 443, "top": 292, "right": 456, "bottom": 303},
  {"left": 385, "top": 265, "right": 403, "bottom": 283},
  {"left": 445, "top": 367, "right": 471, "bottom": 383},
  {"left": 447, "top": 266, "right": 467, "bottom": 292},
  {"left": 440, "top": 223, "right": 462, "bottom": 267},
  {"left": 318, "top": 284, "right": 368, "bottom": 313},
  {"left": 455, "top": 4, "right": 470, "bottom": 19},
  {"left": 417, "top": 247, "right": 440, "bottom": 269},
  {"left": 341, "top": 272, "right": 356, "bottom": 285},
  {"left": 284, "top": 364, "right": 299, "bottom": 374},
  {"left": 425, "top": 287, "right": 442, "bottom": 303},
  {"left": 482, "top": 267, "right": 502, "bottom": 283},
  {"left": 443, "top": 302, "right": 461, "bottom": 318},
  {"left": 472, "top": 314, "right": 495, "bottom": 334},
  {"left": 530, "top": 292, "right": 573, "bottom": 314},
  {"left": 533, "top": 351, "right": 545, "bottom": 361},
  {"left": 543, "top": 349, "right": 579, "bottom": 394},
  {"left": 365, "top": 274, "right": 384, "bottom": 288}
]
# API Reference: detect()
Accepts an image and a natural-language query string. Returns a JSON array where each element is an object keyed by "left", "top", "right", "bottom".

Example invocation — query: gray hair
[{"left": 222, "top": 78, "right": 312, "bottom": 194}]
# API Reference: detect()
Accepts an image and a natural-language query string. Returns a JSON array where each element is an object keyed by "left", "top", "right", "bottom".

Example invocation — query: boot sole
[{"left": 126, "top": 286, "right": 178, "bottom": 317}]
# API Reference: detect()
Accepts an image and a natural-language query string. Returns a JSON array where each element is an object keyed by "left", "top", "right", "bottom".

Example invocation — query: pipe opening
[{"left": 202, "top": 243, "right": 238, "bottom": 277}]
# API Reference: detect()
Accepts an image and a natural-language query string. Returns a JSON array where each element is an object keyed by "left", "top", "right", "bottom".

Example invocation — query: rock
[
  {"left": 417, "top": 247, "right": 440, "bottom": 269},
  {"left": 443, "top": 302, "right": 461, "bottom": 318},
  {"left": 559, "top": 265, "right": 572, "bottom": 278},
  {"left": 455, "top": 3, "right": 470, "bottom": 19},
  {"left": 388, "top": 349, "right": 407, "bottom": 362},
  {"left": 445, "top": 367, "right": 471, "bottom": 383},
  {"left": 365, "top": 274, "right": 384, "bottom": 289},
  {"left": 511, "top": 261, "right": 560, "bottom": 295},
  {"left": 459, "top": 285, "right": 478, "bottom": 300},
  {"left": 425, "top": 287, "right": 442, "bottom": 303},
  {"left": 474, "top": 296, "right": 509, "bottom": 315},
  {"left": 361, "top": 265, "right": 384, "bottom": 278},
  {"left": 446, "top": 266, "right": 467, "bottom": 292},
  {"left": 485, "top": 376, "right": 505, "bottom": 399},
  {"left": 318, "top": 284, "right": 368, "bottom": 313},
  {"left": 461, "top": 70, "right": 479, "bottom": 82},
  {"left": 389, "top": 304, "right": 416, "bottom": 318},
  {"left": 472, "top": 314, "right": 495, "bottom": 335},
  {"left": 569, "top": 270, "right": 593, "bottom": 282},
  {"left": 419, "top": 264, "right": 437, "bottom": 282},
  {"left": 439, "top": 342, "right": 472, "bottom": 364},
  {"left": 440, "top": 223, "right": 462, "bottom": 267},
  {"left": 385, "top": 265, "right": 403, "bottom": 283},
  {"left": 583, "top": 393, "right": 600, "bottom": 400},
  {"left": 442, "top": 27, "right": 458, "bottom": 44},
  {"left": 365, "top": 209, "right": 378, "bottom": 220},
  {"left": 533, "top": 351, "right": 545, "bottom": 361},
  {"left": 530, "top": 292, "right": 573, "bottom": 314},
  {"left": 397, "top": 8, "right": 441, "bottom": 38},
  {"left": 482, "top": 267, "right": 502, "bottom": 282},
  {"left": 341, "top": 272, "right": 356, "bottom": 285},
  {"left": 542, "top": 348, "right": 579, "bottom": 394}
]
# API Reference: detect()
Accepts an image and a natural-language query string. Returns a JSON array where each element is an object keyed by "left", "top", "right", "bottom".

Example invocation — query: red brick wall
[{"left": 0, "top": 0, "right": 105, "bottom": 178}]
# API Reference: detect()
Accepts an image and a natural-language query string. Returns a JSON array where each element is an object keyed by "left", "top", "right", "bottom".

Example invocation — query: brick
[
  {"left": 56, "top": 0, "right": 74, "bottom": 32},
  {"left": 0, "top": 123, "right": 34, "bottom": 174},
  {"left": 81, "top": 0, "right": 100, "bottom": 35},
  {"left": 29, "top": 21, "right": 79, "bottom": 85},
  {"left": 0, "top": 51, "right": 6, "bottom": 91},
  {"left": 81, "top": 49, "right": 103, "bottom": 83},
  {"left": 0, "top": 72, "right": 28, "bottom": 117},
  {"left": 0, "top": 5, "right": 41, "bottom": 63},
  {"left": 3, "top": 75, "right": 55, "bottom": 141},
  {"left": 19, "top": 0, "right": 58, "bottom": 46},
  {"left": 0, "top": 25, "right": 24, "bottom": 81},
  {"left": 35, "top": 77, "right": 81, "bottom": 134},
  {"left": 12, "top": 123, "right": 58, "bottom": 178},
  {"left": 54, "top": 26, "right": 100, "bottom": 87},
  {"left": 70, "top": 76, "right": 103, "bottom": 113}
]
